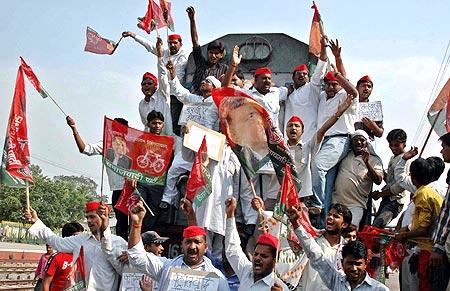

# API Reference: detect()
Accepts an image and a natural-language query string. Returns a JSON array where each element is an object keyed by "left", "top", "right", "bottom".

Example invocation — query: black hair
[
  {"left": 410, "top": 158, "right": 435, "bottom": 186},
  {"left": 62, "top": 222, "right": 84, "bottom": 238},
  {"left": 356, "top": 79, "right": 373, "bottom": 87},
  {"left": 147, "top": 110, "right": 164, "bottom": 123},
  {"left": 342, "top": 240, "right": 367, "bottom": 260},
  {"left": 235, "top": 70, "right": 245, "bottom": 81},
  {"left": 329, "top": 203, "right": 352, "bottom": 226},
  {"left": 342, "top": 224, "right": 358, "bottom": 237},
  {"left": 207, "top": 40, "right": 224, "bottom": 53},
  {"left": 255, "top": 243, "right": 277, "bottom": 259},
  {"left": 386, "top": 129, "right": 407, "bottom": 143},
  {"left": 439, "top": 132, "right": 450, "bottom": 147},
  {"left": 425, "top": 156, "right": 445, "bottom": 182},
  {"left": 114, "top": 118, "right": 128, "bottom": 126}
]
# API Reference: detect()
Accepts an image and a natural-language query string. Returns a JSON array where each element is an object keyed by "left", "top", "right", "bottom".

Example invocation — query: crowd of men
[{"left": 26, "top": 5, "right": 450, "bottom": 291}]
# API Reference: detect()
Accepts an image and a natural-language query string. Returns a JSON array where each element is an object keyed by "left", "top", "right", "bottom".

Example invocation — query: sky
[{"left": 1, "top": 0, "right": 450, "bottom": 195}]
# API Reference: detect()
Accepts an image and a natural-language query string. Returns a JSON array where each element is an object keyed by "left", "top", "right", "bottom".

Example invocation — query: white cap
[
  {"left": 205, "top": 76, "right": 221, "bottom": 88},
  {"left": 351, "top": 129, "right": 370, "bottom": 140}
]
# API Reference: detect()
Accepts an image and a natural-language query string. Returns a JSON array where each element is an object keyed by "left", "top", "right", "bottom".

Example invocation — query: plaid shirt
[
  {"left": 432, "top": 186, "right": 450, "bottom": 252},
  {"left": 191, "top": 46, "right": 228, "bottom": 94}
]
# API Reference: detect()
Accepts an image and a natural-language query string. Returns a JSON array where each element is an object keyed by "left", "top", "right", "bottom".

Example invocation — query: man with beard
[
  {"left": 354, "top": 76, "right": 384, "bottom": 141},
  {"left": 287, "top": 205, "right": 389, "bottom": 290},
  {"left": 25, "top": 202, "right": 127, "bottom": 290},
  {"left": 224, "top": 197, "right": 289, "bottom": 291},
  {"left": 310, "top": 68, "right": 359, "bottom": 222},
  {"left": 138, "top": 37, "right": 172, "bottom": 135},
  {"left": 332, "top": 130, "right": 384, "bottom": 227},
  {"left": 297, "top": 204, "right": 352, "bottom": 291},
  {"left": 122, "top": 31, "right": 188, "bottom": 135},
  {"left": 126, "top": 200, "right": 230, "bottom": 290},
  {"left": 187, "top": 6, "right": 228, "bottom": 94}
]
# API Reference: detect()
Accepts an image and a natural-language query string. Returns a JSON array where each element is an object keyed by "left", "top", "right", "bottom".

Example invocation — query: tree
[{"left": 0, "top": 165, "right": 97, "bottom": 229}]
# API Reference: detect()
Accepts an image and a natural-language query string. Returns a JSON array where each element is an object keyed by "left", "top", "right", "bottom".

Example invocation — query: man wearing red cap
[
  {"left": 354, "top": 75, "right": 384, "bottom": 140},
  {"left": 126, "top": 200, "right": 229, "bottom": 290},
  {"left": 311, "top": 62, "right": 359, "bottom": 223},
  {"left": 224, "top": 197, "right": 289, "bottom": 290},
  {"left": 25, "top": 201, "right": 127, "bottom": 290},
  {"left": 284, "top": 35, "right": 328, "bottom": 142},
  {"left": 123, "top": 31, "right": 189, "bottom": 136},
  {"left": 139, "top": 37, "right": 173, "bottom": 135}
]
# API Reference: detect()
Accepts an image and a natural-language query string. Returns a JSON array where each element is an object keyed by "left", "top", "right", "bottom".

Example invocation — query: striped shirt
[
  {"left": 432, "top": 185, "right": 450, "bottom": 251},
  {"left": 191, "top": 46, "right": 228, "bottom": 94}
]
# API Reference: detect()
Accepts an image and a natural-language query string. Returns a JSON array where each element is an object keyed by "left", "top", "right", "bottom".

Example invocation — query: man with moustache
[
  {"left": 126, "top": 200, "right": 230, "bottom": 290},
  {"left": 224, "top": 197, "right": 289, "bottom": 291}
]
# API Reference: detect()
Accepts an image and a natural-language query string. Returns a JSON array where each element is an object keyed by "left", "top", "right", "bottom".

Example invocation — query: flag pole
[
  {"left": 419, "top": 108, "right": 443, "bottom": 157},
  {"left": 140, "top": 196, "right": 155, "bottom": 216},
  {"left": 111, "top": 36, "right": 124, "bottom": 55},
  {"left": 248, "top": 179, "right": 267, "bottom": 233},
  {"left": 25, "top": 186, "right": 30, "bottom": 214},
  {"left": 42, "top": 87, "right": 68, "bottom": 117}
]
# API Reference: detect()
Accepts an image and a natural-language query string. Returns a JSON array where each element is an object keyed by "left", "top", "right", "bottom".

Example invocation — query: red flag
[
  {"left": 309, "top": 1, "right": 322, "bottom": 57},
  {"left": 103, "top": 117, "right": 174, "bottom": 186},
  {"left": 445, "top": 92, "right": 450, "bottom": 132},
  {"left": 1, "top": 64, "right": 33, "bottom": 185},
  {"left": 19, "top": 57, "right": 50, "bottom": 99},
  {"left": 185, "top": 137, "right": 212, "bottom": 206},
  {"left": 84, "top": 27, "right": 117, "bottom": 55},
  {"left": 114, "top": 181, "right": 141, "bottom": 215},
  {"left": 138, "top": 0, "right": 166, "bottom": 34},
  {"left": 159, "top": 0, "right": 175, "bottom": 31},
  {"left": 428, "top": 78, "right": 450, "bottom": 136}
]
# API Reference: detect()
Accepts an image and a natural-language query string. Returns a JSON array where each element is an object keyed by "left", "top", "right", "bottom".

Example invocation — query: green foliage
[{"left": 0, "top": 164, "right": 98, "bottom": 229}]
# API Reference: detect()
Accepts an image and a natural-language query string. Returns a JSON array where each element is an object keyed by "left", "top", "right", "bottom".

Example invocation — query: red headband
[
  {"left": 254, "top": 67, "right": 272, "bottom": 77},
  {"left": 288, "top": 116, "right": 303, "bottom": 126},
  {"left": 358, "top": 75, "right": 373, "bottom": 85},
  {"left": 257, "top": 233, "right": 279, "bottom": 250},
  {"left": 293, "top": 64, "right": 308, "bottom": 73},
  {"left": 168, "top": 34, "right": 181, "bottom": 41},
  {"left": 142, "top": 72, "right": 158, "bottom": 87},
  {"left": 85, "top": 201, "right": 101, "bottom": 213},
  {"left": 324, "top": 71, "right": 338, "bottom": 82},
  {"left": 183, "top": 226, "right": 206, "bottom": 238}
]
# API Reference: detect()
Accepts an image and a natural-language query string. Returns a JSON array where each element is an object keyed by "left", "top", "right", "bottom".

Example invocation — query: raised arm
[
  {"left": 329, "top": 39, "right": 346, "bottom": 78},
  {"left": 362, "top": 150, "right": 383, "bottom": 185},
  {"left": 167, "top": 60, "right": 203, "bottom": 104},
  {"left": 127, "top": 201, "right": 164, "bottom": 279},
  {"left": 122, "top": 31, "right": 157, "bottom": 55},
  {"left": 66, "top": 116, "right": 86, "bottom": 153},
  {"left": 310, "top": 36, "right": 329, "bottom": 88},
  {"left": 156, "top": 37, "right": 170, "bottom": 105},
  {"left": 180, "top": 198, "right": 198, "bottom": 226},
  {"left": 335, "top": 69, "right": 358, "bottom": 98},
  {"left": 224, "top": 197, "right": 253, "bottom": 280},
  {"left": 186, "top": 7, "right": 200, "bottom": 48},
  {"left": 222, "top": 45, "right": 241, "bottom": 88}
]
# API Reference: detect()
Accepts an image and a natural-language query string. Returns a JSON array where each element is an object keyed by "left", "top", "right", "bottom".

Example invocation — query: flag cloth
[
  {"left": 0, "top": 62, "right": 33, "bottom": 187},
  {"left": 63, "top": 246, "right": 87, "bottom": 290},
  {"left": 138, "top": 0, "right": 166, "bottom": 34},
  {"left": 213, "top": 87, "right": 301, "bottom": 190},
  {"left": 20, "top": 57, "right": 50, "bottom": 99},
  {"left": 185, "top": 137, "right": 212, "bottom": 207},
  {"left": 309, "top": 1, "right": 322, "bottom": 57},
  {"left": 84, "top": 27, "right": 117, "bottom": 55},
  {"left": 102, "top": 116, "right": 174, "bottom": 186},
  {"left": 114, "top": 181, "right": 141, "bottom": 215},
  {"left": 159, "top": 0, "right": 175, "bottom": 31},
  {"left": 427, "top": 78, "right": 450, "bottom": 137}
]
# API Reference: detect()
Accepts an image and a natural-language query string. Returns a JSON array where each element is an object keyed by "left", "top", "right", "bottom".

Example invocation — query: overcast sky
[{"left": 1, "top": 0, "right": 450, "bottom": 195}]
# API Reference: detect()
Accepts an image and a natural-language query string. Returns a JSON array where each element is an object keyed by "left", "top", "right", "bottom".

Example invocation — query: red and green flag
[
  {"left": 185, "top": 137, "right": 212, "bottom": 207},
  {"left": 1, "top": 59, "right": 34, "bottom": 187},
  {"left": 102, "top": 117, "right": 174, "bottom": 186},
  {"left": 159, "top": 0, "right": 175, "bottom": 31},
  {"left": 138, "top": 0, "right": 166, "bottom": 34},
  {"left": 20, "top": 57, "right": 50, "bottom": 99},
  {"left": 309, "top": 1, "right": 323, "bottom": 57},
  {"left": 114, "top": 181, "right": 142, "bottom": 215},
  {"left": 213, "top": 87, "right": 302, "bottom": 191},
  {"left": 427, "top": 78, "right": 450, "bottom": 137},
  {"left": 84, "top": 27, "right": 118, "bottom": 55}
]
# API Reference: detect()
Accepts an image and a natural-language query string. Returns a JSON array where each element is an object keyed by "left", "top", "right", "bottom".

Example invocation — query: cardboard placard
[
  {"left": 167, "top": 268, "right": 220, "bottom": 291},
  {"left": 358, "top": 101, "right": 383, "bottom": 122},
  {"left": 119, "top": 266, "right": 147, "bottom": 291},
  {"left": 183, "top": 121, "right": 225, "bottom": 162},
  {"left": 178, "top": 104, "right": 212, "bottom": 126}
]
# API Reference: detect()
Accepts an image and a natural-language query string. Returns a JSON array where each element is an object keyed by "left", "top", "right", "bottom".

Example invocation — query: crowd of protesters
[{"left": 25, "top": 5, "right": 450, "bottom": 291}]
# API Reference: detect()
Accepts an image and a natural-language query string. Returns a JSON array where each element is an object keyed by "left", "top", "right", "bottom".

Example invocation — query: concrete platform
[{"left": 0, "top": 242, "right": 45, "bottom": 261}]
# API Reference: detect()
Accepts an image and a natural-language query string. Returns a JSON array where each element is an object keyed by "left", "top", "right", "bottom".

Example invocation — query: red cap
[
  {"left": 357, "top": 75, "right": 373, "bottom": 86},
  {"left": 293, "top": 64, "right": 308, "bottom": 73},
  {"left": 182, "top": 226, "right": 207, "bottom": 238},
  {"left": 288, "top": 116, "right": 304, "bottom": 127},
  {"left": 85, "top": 201, "right": 101, "bottom": 213},
  {"left": 254, "top": 67, "right": 272, "bottom": 77},
  {"left": 256, "top": 233, "right": 279, "bottom": 249},
  {"left": 168, "top": 34, "right": 182, "bottom": 41},
  {"left": 142, "top": 72, "right": 158, "bottom": 87},
  {"left": 324, "top": 71, "right": 338, "bottom": 82}
]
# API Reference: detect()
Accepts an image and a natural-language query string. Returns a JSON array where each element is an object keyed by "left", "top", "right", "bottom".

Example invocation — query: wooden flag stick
[
  {"left": 111, "top": 36, "right": 123, "bottom": 54},
  {"left": 139, "top": 196, "right": 155, "bottom": 216},
  {"left": 25, "top": 187, "right": 30, "bottom": 214},
  {"left": 419, "top": 108, "right": 443, "bottom": 157}
]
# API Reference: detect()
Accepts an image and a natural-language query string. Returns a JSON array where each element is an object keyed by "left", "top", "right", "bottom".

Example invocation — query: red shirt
[{"left": 45, "top": 252, "right": 73, "bottom": 291}]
